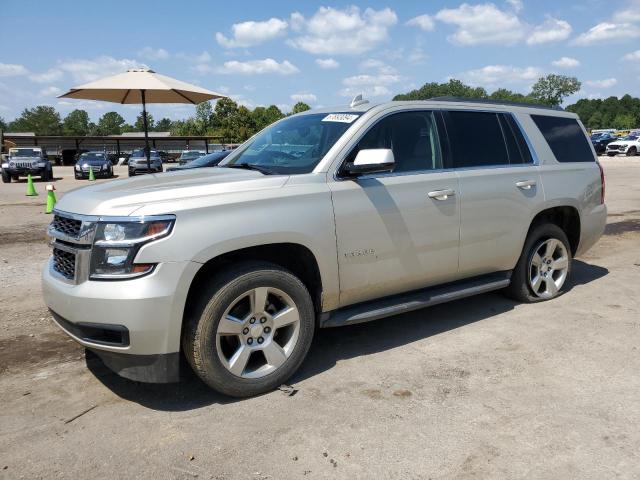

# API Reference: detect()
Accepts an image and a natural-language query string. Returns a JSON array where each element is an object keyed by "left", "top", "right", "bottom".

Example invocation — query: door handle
[
  {"left": 428, "top": 189, "right": 456, "bottom": 200},
  {"left": 516, "top": 180, "right": 537, "bottom": 190}
]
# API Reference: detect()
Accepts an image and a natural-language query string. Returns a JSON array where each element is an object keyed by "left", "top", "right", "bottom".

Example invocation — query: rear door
[
  {"left": 329, "top": 110, "right": 461, "bottom": 306},
  {"left": 443, "top": 110, "right": 543, "bottom": 277}
]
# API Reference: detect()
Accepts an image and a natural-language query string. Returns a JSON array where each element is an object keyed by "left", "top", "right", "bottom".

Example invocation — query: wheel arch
[
  {"left": 526, "top": 205, "right": 581, "bottom": 256},
  {"left": 183, "top": 242, "right": 324, "bottom": 324}
]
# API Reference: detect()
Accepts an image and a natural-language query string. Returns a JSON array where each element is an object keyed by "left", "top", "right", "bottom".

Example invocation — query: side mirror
[{"left": 346, "top": 148, "right": 395, "bottom": 176}]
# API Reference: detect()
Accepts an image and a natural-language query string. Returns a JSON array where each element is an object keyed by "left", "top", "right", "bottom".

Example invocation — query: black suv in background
[
  {"left": 591, "top": 133, "right": 617, "bottom": 154},
  {"left": 74, "top": 152, "right": 114, "bottom": 179}
]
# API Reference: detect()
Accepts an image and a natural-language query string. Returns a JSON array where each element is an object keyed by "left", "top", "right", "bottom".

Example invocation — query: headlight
[
  {"left": 9, "top": 162, "right": 15, "bottom": 167},
  {"left": 89, "top": 216, "right": 175, "bottom": 280},
  {"left": 103, "top": 163, "right": 109, "bottom": 170},
  {"left": 37, "top": 162, "right": 47, "bottom": 167},
  {"left": 620, "top": 144, "right": 628, "bottom": 148}
]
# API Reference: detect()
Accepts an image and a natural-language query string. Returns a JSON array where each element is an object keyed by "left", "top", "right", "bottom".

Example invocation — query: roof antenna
[{"left": 350, "top": 94, "right": 369, "bottom": 108}]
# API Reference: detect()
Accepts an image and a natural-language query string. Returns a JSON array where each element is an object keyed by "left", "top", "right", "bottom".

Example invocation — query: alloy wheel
[
  {"left": 215, "top": 286, "right": 301, "bottom": 378},
  {"left": 528, "top": 238, "right": 569, "bottom": 299}
]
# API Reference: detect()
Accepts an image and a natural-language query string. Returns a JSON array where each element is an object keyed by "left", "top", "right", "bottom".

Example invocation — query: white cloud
[
  {"left": 573, "top": 22, "right": 640, "bottom": 45},
  {"left": 408, "top": 48, "right": 428, "bottom": 64},
  {"left": 527, "top": 17, "right": 572, "bottom": 45},
  {"left": 457, "top": 64, "right": 543, "bottom": 86},
  {"left": 585, "top": 78, "right": 618, "bottom": 88},
  {"left": 552, "top": 56, "right": 580, "bottom": 68},
  {"left": 315, "top": 58, "right": 339, "bottom": 69},
  {"left": 622, "top": 50, "right": 640, "bottom": 61},
  {"left": 218, "top": 58, "right": 299, "bottom": 75},
  {"left": 216, "top": 18, "right": 288, "bottom": 48},
  {"left": 435, "top": 3, "right": 525, "bottom": 45},
  {"left": 137, "top": 47, "right": 170, "bottom": 61},
  {"left": 406, "top": 14, "right": 435, "bottom": 31},
  {"left": 339, "top": 72, "right": 401, "bottom": 98},
  {"left": 39, "top": 86, "right": 62, "bottom": 97},
  {"left": 290, "top": 92, "right": 317, "bottom": 103},
  {"left": 505, "top": 0, "right": 523, "bottom": 12},
  {"left": 288, "top": 6, "right": 397, "bottom": 55},
  {"left": 360, "top": 58, "right": 397, "bottom": 74},
  {"left": 0, "top": 63, "right": 28, "bottom": 77},
  {"left": 612, "top": 3, "right": 640, "bottom": 24},
  {"left": 29, "top": 68, "right": 63, "bottom": 83},
  {"left": 57, "top": 56, "right": 146, "bottom": 83}
]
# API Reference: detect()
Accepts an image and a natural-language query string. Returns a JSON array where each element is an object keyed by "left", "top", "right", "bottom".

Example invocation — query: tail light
[{"left": 597, "top": 161, "right": 605, "bottom": 204}]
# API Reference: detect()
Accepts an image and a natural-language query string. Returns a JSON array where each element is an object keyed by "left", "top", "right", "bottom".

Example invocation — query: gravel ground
[{"left": 0, "top": 158, "right": 639, "bottom": 479}]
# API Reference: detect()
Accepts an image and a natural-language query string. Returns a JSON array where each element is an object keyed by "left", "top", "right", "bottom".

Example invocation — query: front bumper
[
  {"left": 4, "top": 167, "right": 46, "bottom": 176},
  {"left": 42, "top": 258, "right": 200, "bottom": 382},
  {"left": 129, "top": 164, "right": 162, "bottom": 174}
]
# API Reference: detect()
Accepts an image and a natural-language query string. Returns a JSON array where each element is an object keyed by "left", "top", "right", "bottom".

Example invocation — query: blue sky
[{"left": 1, "top": 0, "right": 640, "bottom": 122}]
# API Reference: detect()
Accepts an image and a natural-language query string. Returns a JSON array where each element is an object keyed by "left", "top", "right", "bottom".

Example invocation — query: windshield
[
  {"left": 187, "top": 151, "right": 230, "bottom": 167},
  {"left": 10, "top": 148, "right": 41, "bottom": 157},
  {"left": 131, "top": 149, "right": 159, "bottom": 158},
  {"left": 79, "top": 153, "right": 106, "bottom": 162},
  {"left": 620, "top": 135, "right": 638, "bottom": 141},
  {"left": 181, "top": 151, "right": 203, "bottom": 160},
  {"left": 223, "top": 112, "right": 362, "bottom": 174}
]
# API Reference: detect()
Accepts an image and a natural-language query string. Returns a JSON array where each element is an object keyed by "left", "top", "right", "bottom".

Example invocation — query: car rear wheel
[
  {"left": 504, "top": 223, "right": 572, "bottom": 303},
  {"left": 183, "top": 262, "right": 315, "bottom": 397}
]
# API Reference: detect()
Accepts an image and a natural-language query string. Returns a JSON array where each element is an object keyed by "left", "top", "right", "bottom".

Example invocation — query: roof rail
[{"left": 428, "top": 96, "right": 564, "bottom": 111}]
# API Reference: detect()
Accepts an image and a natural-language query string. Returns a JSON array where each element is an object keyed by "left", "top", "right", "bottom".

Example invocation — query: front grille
[
  {"left": 53, "top": 248, "right": 76, "bottom": 280},
  {"left": 607, "top": 145, "right": 620, "bottom": 150},
  {"left": 14, "top": 161, "right": 36, "bottom": 168},
  {"left": 52, "top": 214, "right": 82, "bottom": 238}
]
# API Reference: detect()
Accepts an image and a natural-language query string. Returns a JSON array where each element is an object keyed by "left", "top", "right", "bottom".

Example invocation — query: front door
[{"left": 329, "top": 110, "right": 461, "bottom": 307}]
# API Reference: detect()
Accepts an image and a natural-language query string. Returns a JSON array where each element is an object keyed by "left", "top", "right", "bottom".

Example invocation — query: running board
[{"left": 320, "top": 271, "right": 511, "bottom": 328}]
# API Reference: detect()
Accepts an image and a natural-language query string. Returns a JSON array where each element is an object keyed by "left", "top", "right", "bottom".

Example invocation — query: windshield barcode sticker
[{"left": 322, "top": 114, "right": 359, "bottom": 123}]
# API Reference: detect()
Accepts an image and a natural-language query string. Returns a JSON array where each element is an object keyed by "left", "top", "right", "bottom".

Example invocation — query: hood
[
  {"left": 55, "top": 167, "right": 289, "bottom": 216},
  {"left": 9, "top": 156, "right": 42, "bottom": 162}
]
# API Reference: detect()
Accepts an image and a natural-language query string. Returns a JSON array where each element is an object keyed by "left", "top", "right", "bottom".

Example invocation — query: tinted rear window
[
  {"left": 531, "top": 115, "right": 595, "bottom": 163},
  {"left": 444, "top": 111, "right": 509, "bottom": 168}
]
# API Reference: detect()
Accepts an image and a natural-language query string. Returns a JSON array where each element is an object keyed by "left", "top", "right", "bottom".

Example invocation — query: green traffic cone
[
  {"left": 88, "top": 166, "right": 96, "bottom": 181},
  {"left": 45, "top": 185, "right": 57, "bottom": 214},
  {"left": 26, "top": 174, "right": 38, "bottom": 196}
]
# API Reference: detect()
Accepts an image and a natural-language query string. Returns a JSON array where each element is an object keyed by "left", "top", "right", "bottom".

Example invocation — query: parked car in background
[
  {"left": 74, "top": 152, "right": 114, "bottom": 179},
  {"left": 177, "top": 150, "right": 205, "bottom": 165},
  {"left": 166, "top": 150, "right": 231, "bottom": 172},
  {"left": 43, "top": 98, "right": 606, "bottom": 398},
  {"left": 2, "top": 147, "right": 53, "bottom": 183},
  {"left": 128, "top": 149, "right": 163, "bottom": 176},
  {"left": 158, "top": 151, "right": 171, "bottom": 163},
  {"left": 591, "top": 132, "right": 618, "bottom": 154},
  {"left": 605, "top": 135, "right": 640, "bottom": 156}
]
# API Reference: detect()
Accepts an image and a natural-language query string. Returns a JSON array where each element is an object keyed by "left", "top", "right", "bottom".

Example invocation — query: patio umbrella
[{"left": 58, "top": 69, "right": 226, "bottom": 170}]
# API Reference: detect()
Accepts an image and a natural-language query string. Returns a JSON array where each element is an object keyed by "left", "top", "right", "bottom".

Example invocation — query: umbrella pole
[{"left": 141, "top": 89, "right": 151, "bottom": 171}]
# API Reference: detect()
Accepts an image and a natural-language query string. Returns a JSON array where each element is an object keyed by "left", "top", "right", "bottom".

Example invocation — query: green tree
[
  {"left": 154, "top": 117, "right": 173, "bottom": 132},
  {"left": 231, "top": 106, "right": 256, "bottom": 142},
  {"left": 530, "top": 74, "right": 581, "bottom": 107},
  {"left": 134, "top": 111, "right": 155, "bottom": 131},
  {"left": 214, "top": 98, "right": 240, "bottom": 141},
  {"left": 62, "top": 109, "right": 90, "bottom": 136},
  {"left": 488, "top": 88, "right": 535, "bottom": 103},
  {"left": 587, "top": 111, "right": 603, "bottom": 129},
  {"left": 96, "top": 112, "right": 126, "bottom": 135},
  {"left": 194, "top": 101, "right": 214, "bottom": 134},
  {"left": 393, "top": 79, "right": 488, "bottom": 101},
  {"left": 292, "top": 102, "right": 311, "bottom": 114},
  {"left": 9, "top": 106, "right": 62, "bottom": 135},
  {"left": 612, "top": 113, "right": 636, "bottom": 130}
]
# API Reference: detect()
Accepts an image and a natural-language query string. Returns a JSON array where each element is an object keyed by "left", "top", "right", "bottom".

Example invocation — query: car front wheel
[
  {"left": 183, "top": 262, "right": 315, "bottom": 397},
  {"left": 1, "top": 170, "right": 10, "bottom": 183},
  {"left": 505, "top": 223, "right": 572, "bottom": 303}
]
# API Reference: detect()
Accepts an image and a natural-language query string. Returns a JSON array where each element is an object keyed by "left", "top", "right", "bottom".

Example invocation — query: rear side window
[
  {"left": 444, "top": 111, "right": 509, "bottom": 168},
  {"left": 500, "top": 114, "right": 533, "bottom": 164},
  {"left": 531, "top": 115, "right": 595, "bottom": 163}
]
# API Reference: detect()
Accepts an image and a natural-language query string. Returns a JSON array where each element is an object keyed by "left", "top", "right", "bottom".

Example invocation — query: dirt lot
[{"left": 1, "top": 159, "right": 639, "bottom": 479}]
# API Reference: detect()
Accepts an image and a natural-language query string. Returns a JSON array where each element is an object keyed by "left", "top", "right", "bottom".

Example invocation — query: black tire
[
  {"left": 41, "top": 168, "right": 51, "bottom": 182},
  {"left": 74, "top": 173, "right": 82, "bottom": 180},
  {"left": 182, "top": 261, "right": 315, "bottom": 397},
  {"left": 1, "top": 170, "right": 10, "bottom": 183},
  {"left": 128, "top": 170, "right": 135, "bottom": 177},
  {"left": 607, "top": 153, "right": 616, "bottom": 157},
  {"left": 504, "top": 223, "right": 572, "bottom": 303},
  {"left": 627, "top": 147, "right": 637, "bottom": 156}
]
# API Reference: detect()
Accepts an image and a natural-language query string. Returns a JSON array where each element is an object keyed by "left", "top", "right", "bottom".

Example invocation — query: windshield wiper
[{"left": 223, "top": 163, "right": 274, "bottom": 175}]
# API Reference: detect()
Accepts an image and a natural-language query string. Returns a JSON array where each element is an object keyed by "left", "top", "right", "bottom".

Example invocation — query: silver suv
[{"left": 42, "top": 98, "right": 606, "bottom": 397}]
